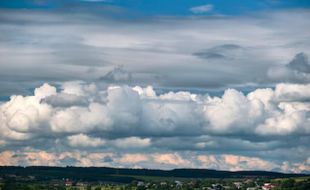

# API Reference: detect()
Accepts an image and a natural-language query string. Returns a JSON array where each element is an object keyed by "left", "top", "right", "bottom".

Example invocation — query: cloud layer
[
  {"left": 1, "top": 9, "right": 310, "bottom": 96},
  {"left": 0, "top": 81, "right": 309, "bottom": 173},
  {"left": 0, "top": 4, "right": 310, "bottom": 173}
]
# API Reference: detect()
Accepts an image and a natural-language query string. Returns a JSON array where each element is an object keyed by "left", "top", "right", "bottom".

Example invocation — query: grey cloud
[
  {"left": 103, "top": 155, "right": 113, "bottom": 162},
  {"left": 193, "top": 44, "right": 243, "bottom": 60},
  {"left": 1, "top": 9, "right": 310, "bottom": 96},
  {"left": 193, "top": 52, "right": 226, "bottom": 59},
  {"left": 287, "top": 52, "right": 310, "bottom": 73},
  {"left": 267, "top": 52, "right": 310, "bottom": 83},
  {"left": 99, "top": 65, "right": 132, "bottom": 83},
  {"left": 43, "top": 94, "right": 89, "bottom": 107},
  {"left": 209, "top": 44, "right": 243, "bottom": 51}
]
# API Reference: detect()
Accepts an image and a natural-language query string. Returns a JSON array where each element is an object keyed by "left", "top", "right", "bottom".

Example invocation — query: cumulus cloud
[
  {"left": 67, "top": 134, "right": 105, "bottom": 148},
  {"left": 197, "top": 154, "right": 282, "bottom": 172},
  {"left": 119, "top": 154, "right": 149, "bottom": 164},
  {"left": 152, "top": 153, "right": 191, "bottom": 166},
  {"left": 1, "top": 81, "right": 310, "bottom": 140},
  {"left": 0, "top": 81, "right": 310, "bottom": 172},
  {"left": 113, "top": 137, "right": 151, "bottom": 149}
]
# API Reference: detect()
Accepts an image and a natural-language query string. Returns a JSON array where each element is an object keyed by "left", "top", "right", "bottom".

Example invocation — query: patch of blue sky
[
  {"left": 153, "top": 85, "right": 273, "bottom": 97},
  {"left": 0, "top": 96, "right": 10, "bottom": 102},
  {"left": 1, "top": 0, "right": 310, "bottom": 16}
]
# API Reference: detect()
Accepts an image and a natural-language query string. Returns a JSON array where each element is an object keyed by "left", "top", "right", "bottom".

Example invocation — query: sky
[{"left": 0, "top": 0, "right": 310, "bottom": 173}]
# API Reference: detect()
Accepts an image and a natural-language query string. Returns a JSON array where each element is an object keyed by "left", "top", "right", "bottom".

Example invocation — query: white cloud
[
  {"left": 113, "top": 137, "right": 151, "bottom": 149},
  {"left": 190, "top": 4, "right": 213, "bottom": 14},
  {"left": 275, "top": 83, "right": 310, "bottom": 101},
  {"left": 152, "top": 153, "right": 191, "bottom": 166},
  {"left": 204, "top": 89, "right": 264, "bottom": 133},
  {"left": 1, "top": 82, "right": 310, "bottom": 140},
  {"left": 119, "top": 154, "right": 149, "bottom": 163},
  {"left": 0, "top": 82, "right": 310, "bottom": 172},
  {"left": 67, "top": 134, "right": 105, "bottom": 148}
]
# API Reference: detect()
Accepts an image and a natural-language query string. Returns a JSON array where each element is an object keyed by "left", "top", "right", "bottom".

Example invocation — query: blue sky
[
  {"left": 1, "top": 0, "right": 310, "bottom": 16},
  {"left": 0, "top": 0, "right": 310, "bottom": 173}
]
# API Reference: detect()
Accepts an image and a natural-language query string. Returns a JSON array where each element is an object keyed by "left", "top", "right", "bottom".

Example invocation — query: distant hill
[{"left": 0, "top": 166, "right": 308, "bottom": 183}]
